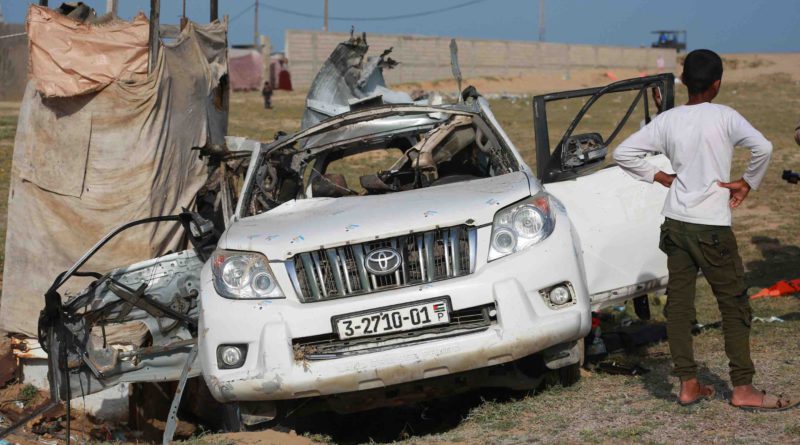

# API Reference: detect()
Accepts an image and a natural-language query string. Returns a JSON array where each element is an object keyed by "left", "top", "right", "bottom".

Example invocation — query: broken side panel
[
  {"left": 45, "top": 250, "right": 204, "bottom": 400},
  {"left": 39, "top": 213, "right": 215, "bottom": 400}
]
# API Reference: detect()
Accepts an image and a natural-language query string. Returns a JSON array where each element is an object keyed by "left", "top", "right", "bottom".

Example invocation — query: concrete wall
[
  {"left": 0, "top": 23, "right": 28, "bottom": 101},
  {"left": 286, "top": 29, "right": 677, "bottom": 89}
]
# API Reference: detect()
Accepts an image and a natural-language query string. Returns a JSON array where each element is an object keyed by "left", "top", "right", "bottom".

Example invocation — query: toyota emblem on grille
[{"left": 365, "top": 247, "right": 401, "bottom": 275}]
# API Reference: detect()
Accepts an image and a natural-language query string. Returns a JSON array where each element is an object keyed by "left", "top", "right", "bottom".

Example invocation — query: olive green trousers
[{"left": 659, "top": 218, "right": 754, "bottom": 387}]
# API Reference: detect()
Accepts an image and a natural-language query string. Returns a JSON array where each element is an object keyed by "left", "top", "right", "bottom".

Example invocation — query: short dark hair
[{"left": 682, "top": 49, "right": 723, "bottom": 95}]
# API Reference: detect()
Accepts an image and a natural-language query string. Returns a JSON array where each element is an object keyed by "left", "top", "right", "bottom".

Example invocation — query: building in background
[{"left": 229, "top": 46, "right": 264, "bottom": 91}]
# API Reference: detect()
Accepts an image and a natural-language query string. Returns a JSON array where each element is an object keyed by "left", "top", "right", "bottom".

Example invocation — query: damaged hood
[{"left": 224, "top": 172, "right": 533, "bottom": 260}]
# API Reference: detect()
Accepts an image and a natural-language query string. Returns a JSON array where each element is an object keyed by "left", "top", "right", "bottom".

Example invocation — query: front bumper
[{"left": 198, "top": 217, "right": 591, "bottom": 402}]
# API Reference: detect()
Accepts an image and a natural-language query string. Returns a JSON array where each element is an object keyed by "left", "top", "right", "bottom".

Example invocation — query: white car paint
[{"left": 545, "top": 154, "right": 672, "bottom": 308}]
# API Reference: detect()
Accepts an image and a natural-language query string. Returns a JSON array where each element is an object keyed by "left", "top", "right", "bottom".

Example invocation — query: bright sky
[{"left": 2, "top": 0, "right": 798, "bottom": 53}]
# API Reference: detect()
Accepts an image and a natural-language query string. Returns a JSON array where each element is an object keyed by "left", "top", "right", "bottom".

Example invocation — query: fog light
[
  {"left": 548, "top": 285, "right": 572, "bottom": 306},
  {"left": 217, "top": 345, "right": 247, "bottom": 369}
]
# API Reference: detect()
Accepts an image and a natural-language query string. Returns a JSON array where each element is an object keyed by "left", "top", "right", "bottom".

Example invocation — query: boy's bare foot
[
  {"left": 678, "top": 378, "right": 715, "bottom": 406},
  {"left": 731, "top": 385, "right": 800, "bottom": 411}
]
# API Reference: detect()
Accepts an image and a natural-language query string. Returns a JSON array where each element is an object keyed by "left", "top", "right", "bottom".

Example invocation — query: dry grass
[{"left": 1, "top": 72, "right": 798, "bottom": 444}]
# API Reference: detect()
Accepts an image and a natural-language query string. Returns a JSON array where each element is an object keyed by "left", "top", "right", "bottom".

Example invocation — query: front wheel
[
  {"left": 221, "top": 403, "right": 244, "bottom": 432},
  {"left": 557, "top": 338, "right": 584, "bottom": 387}
]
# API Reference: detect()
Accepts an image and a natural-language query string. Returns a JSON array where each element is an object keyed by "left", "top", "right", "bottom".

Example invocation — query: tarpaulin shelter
[
  {"left": 0, "top": 5, "right": 229, "bottom": 337},
  {"left": 228, "top": 48, "right": 263, "bottom": 91}
]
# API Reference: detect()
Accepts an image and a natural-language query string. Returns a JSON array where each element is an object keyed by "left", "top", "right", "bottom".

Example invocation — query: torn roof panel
[{"left": 300, "top": 33, "right": 414, "bottom": 130}]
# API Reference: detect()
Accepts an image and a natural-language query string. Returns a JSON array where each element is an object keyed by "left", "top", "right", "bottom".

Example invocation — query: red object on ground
[
  {"left": 606, "top": 71, "right": 619, "bottom": 81},
  {"left": 750, "top": 278, "right": 800, "bottom": 299}
]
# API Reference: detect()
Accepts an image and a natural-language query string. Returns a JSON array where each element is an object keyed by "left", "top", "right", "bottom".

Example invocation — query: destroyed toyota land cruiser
[{"left": 40, "top": 37, "right": 676, "bottom": 429}]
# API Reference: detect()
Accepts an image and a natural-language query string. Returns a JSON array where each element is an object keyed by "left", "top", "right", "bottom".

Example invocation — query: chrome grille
[{"left": 288, "top": 226, "right": 477, "bottom": 302}]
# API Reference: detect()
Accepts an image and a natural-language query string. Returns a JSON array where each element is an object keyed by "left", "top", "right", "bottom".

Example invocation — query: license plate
[{"left": 334, "top": 299, "right": 450, "bottom": 340}]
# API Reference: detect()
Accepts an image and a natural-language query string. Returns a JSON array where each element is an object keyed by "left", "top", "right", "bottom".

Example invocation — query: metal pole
[
  {"left": 106, "top": 0, "right": 118, "bottom": 15},
  {"left": 253, "top": 0, "right": 259, "bottom": 48},
  {"left": 210, "top": 0, "right": 218, "bottom": 21},
  {"left": 324, "top": 0, "right": 329, "bottom": 32},
  {"left": 538, "top": 0, "right": 545, "bottom": 42},
  {"left": 149, "top": 0, "right": 160, "bottom": 73}
]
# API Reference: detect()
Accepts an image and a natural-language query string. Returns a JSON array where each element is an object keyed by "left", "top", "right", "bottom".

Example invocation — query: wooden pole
[
  {"left": 180, "top": 0, "right": 187, "bottom": 30},
  {"left": 324, "top": 0, "right": 329, "bottom": 32},
  {"left": 106, "top": 0, "right": 118, "bottom": 16},
  {"left": 210, "top": 0, "right": 218, "bottom": 21},
  {"left": 148, "top": 0, "right": 160, "bottom": 73}
]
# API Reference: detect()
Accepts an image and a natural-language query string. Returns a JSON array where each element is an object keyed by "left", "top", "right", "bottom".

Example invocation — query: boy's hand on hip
[
  {"left": 718, "top": 178, "right": 751, "bottom": 208},
  {"left": 654, "top": 171, "right": 676, "bottom": 188}
]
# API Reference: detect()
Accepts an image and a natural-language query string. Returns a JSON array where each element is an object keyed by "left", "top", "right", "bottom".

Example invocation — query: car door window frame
[{"left": 533, "top": 73, "right": 675, "bottom": 184}]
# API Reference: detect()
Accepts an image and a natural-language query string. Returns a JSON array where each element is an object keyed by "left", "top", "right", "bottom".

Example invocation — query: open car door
[{"left": 533, "top": 74, "right": 675, "bottom": 309}]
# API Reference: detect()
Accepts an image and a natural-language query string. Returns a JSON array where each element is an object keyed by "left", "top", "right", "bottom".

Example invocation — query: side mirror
[{"left": 561, "top": 133, "right": 607, "bottom": 170}]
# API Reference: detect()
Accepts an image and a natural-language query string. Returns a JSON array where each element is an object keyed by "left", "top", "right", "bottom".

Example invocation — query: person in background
[
  {"left": 614, "top": 49, "right": 797, "bottom": 411},
  {"left": 261, "top": 80, "right": 273, "bottom": 110}
]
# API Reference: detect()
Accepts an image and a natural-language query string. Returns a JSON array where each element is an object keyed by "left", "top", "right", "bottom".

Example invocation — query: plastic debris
[
  {"left": 752, "top": 316, "right": 785, "bottom": 323},
  {"left": 750, "top": 278, "right": 800, "bottom": 299}
]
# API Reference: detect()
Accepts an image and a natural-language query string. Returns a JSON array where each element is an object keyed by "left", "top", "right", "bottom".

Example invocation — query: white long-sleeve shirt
[{"left": 613, "top": 102, "right": 772, "bottom": 226}]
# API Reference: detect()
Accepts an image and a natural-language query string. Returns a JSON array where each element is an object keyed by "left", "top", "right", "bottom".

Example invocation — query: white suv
[{"left": 41, "top": 72, "right": 674, "bottom": 427}]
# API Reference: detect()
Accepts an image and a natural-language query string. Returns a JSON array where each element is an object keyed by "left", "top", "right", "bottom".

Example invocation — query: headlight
[
  {"left": 488, "top": 193, "right": 555, "bottom": 261},
  {"left": 211, "top": 250, "right": 285, "bottom": 299}
]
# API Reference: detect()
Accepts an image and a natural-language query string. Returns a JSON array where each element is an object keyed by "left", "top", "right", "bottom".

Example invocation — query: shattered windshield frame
[{"left": 238, "top": 105, "right": 522, "bottom": 218}]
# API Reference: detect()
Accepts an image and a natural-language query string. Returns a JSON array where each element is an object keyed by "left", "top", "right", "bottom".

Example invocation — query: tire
[
  {"left": 634, "top": 295, "right": 651, "bottom": 320},
  {"left": 558, "top": 338, "right": 584, "bottom": 387},
  {"left": 221, "top": 403, "right": 244, "bottom": 432}
]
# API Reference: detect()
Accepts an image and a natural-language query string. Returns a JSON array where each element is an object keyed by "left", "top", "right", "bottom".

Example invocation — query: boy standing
[{"left": 614, "top": 50, "right": 796, "bottom": 410}]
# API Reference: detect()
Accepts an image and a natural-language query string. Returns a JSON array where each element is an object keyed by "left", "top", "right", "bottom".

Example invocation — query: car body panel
[{"left": 225, "top": 171, "right": 532, "bottom": 261}]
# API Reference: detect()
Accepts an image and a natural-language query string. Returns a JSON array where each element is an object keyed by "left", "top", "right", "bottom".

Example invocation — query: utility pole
[
  {"left": 323, "top": 0, "right": 329, "bottom": 32},
  {"left": 538, "top": 0, "right": 545, "bottom": 42},
  {"left": 106, "top": 0, "right": 118, "bottom": 16},
  {"left": 253, "top": 0, "right": 259, "bottom": 49}
]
